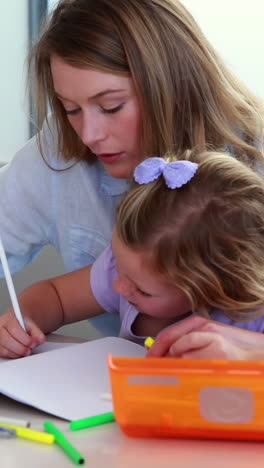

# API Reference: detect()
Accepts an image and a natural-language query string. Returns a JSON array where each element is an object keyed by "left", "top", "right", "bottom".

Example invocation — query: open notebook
[{"left": 0, "top": 337, "right": 145, "bottom": 421}]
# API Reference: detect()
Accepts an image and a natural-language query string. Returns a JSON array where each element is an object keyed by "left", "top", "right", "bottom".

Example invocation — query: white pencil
[
  {"left": 0, "top": 416, "right": 30, "bottom": 428},
  {"left": 0, "top": 236, "right": 26, "bottom": 331}
]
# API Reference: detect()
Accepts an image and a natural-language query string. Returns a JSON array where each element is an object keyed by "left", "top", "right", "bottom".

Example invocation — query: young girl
[{"left": 1, "top": 150, "right": 264, "bottom": 360}]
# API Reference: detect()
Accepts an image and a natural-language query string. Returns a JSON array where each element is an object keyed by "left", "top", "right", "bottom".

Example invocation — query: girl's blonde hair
[
  {"left": 116, "top": 151, "right": 264, "bottom": 321},
  {"left": 29, "top": 0, "right": 263, "bottom": 164}
]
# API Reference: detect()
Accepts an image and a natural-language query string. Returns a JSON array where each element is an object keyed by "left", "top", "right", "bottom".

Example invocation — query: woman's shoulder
[
  {"left": 8, "top": 115, "right": 73, "bottom": 171},
  {"left": 3, "top": 115, "right": 59, "bottom": 173}
]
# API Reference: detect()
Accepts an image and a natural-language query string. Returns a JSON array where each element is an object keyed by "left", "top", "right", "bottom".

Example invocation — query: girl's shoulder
[{"left": 211, "top": 308, "right": 264, "bottom": 333}]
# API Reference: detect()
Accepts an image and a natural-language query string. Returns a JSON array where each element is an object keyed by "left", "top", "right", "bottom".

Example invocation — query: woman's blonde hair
[
  {"left": 29, "top": 0, "right": 263, "bottom": 164},
  {"left": 116, "top": 150, "right": 264, "bottom": 321}
]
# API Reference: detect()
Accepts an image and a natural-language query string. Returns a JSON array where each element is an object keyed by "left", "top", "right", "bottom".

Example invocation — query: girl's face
[
  {"left": 51, "top": 55, "right": 143, "bottom": 179},
  {"left": 112, "top": 230, "right": 192, "bottom": 319}
]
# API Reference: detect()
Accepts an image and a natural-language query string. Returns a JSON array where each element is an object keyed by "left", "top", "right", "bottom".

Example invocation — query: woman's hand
[
  {"left": 147, "top": 315, "right": 264, "bottom": 360},
  {"left": 0, "top": 308, "right": 46, "bottom": 359}
]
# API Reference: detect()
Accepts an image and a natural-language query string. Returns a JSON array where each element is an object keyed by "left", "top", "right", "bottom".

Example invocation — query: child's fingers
[
  {"left": 147, "top": 315, "right": 208, "bottom": 357},
  {"left": 0, "top": 326, "right": 32, "bottom": 358},
  {"left": 168, "top": 331, "right": 216, "bottom": 357},
  {"left": 24, "top": 318, "right": 46, "bottom": 348},
  {"left": 5, "top": 317, "right": 33, "bottom": 347},
  {"left": 0, "top": 312, "right": 45, "bottom": 357},
  {"left": 0, "top": 345, "right": 27, "bottom": 360},
  {"left": 201, "top": 320, "right": 264, "bottom": 350},
  {"left": 169, "top": 331, "right": 246, "bottom": 360},
  {"left": 180, "top": 344, "right": 217, "bottom": 360}
]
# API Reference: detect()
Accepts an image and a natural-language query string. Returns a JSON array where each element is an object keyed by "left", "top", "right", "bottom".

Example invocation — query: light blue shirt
[{"left": 0, "top": 118, "right": 130, "bottom": 334}]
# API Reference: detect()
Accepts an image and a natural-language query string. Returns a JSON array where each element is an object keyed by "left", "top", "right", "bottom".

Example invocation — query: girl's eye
[
  {"left": 137, "top": 288, "right": 152, "bottom": 297},
  {"left": 102, "top": 103, "right": 124, "bottom": 114}
]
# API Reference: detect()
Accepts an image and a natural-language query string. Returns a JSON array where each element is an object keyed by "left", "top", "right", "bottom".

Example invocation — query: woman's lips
[{"left": 96, "top": 152, "right": 124, "bottom": 164}]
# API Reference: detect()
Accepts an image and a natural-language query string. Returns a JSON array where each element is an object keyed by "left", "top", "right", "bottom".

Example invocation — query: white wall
[
  {"left": 48, "top": 0, "right": 59, "bottom": 12},
  {"left": 0, "top": 1, "right": 29, "bottom": 164},
  {"left": 181, "top": 0, "right": 264, "bottom": 98}
]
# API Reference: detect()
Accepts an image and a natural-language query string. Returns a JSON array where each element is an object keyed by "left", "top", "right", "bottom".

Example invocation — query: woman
[{"left": 0, "top": 0, "right": 263, "bottom": 335}]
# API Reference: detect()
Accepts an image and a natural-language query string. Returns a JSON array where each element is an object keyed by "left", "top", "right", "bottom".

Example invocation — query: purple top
[{"left": 90, "top": 246, "right": 264, "bottom": 346}]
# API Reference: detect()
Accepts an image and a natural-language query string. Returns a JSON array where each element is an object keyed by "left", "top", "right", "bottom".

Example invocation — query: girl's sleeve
[{"left": 90, "top": 245, "right": 120, "bottom": 315}]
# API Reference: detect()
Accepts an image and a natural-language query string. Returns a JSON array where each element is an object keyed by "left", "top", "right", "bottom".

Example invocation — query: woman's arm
[
  {"left": 0, "top": 122, "right": 58, "bottom": 276},
  {"left": 0, "top": 265, "right": 105, "bottom": 359},
  {"left": 147, "top": 315, "right": 264, "bottom": 360}
]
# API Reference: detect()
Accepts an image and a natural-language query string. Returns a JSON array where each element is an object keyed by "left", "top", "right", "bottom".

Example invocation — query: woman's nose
[{"left": 80, "top": 113, "right": 106, "bottom": 147}]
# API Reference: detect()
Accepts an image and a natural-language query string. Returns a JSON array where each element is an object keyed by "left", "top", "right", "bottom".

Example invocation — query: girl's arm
[
  {"left": 147, "top": 315, "right": 264, "bottom": 360},
  {"left": 0, "top": 265, "right": 105, "bottom": 359}
]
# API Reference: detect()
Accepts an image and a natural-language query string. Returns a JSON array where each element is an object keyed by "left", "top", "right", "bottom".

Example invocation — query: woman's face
[{"left": 51, "top": 55, "right": 143, "bottom": 178}]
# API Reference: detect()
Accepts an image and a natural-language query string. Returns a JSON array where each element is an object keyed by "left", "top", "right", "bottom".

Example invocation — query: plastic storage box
[{"left": 108, "top": 356, "right": 264, "bottom": 440}]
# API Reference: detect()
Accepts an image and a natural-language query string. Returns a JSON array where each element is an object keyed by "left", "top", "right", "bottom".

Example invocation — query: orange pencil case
[{"left": 108, "top": 356, "right": 264, "bottom": 440}]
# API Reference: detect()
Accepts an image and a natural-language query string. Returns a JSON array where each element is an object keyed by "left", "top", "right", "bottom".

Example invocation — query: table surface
[{"left": 1, "top": 334, "right": 264, "bottom": 468}]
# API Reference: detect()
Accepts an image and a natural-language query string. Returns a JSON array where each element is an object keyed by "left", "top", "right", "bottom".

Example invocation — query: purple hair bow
[{"left": 134, "top": 157, "right": 198, "bottom": 189}]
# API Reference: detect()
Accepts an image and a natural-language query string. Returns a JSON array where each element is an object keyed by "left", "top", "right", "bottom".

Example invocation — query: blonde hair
[
  {"left": 29, "top": 0, "right": 263, "bottom": 165},
  {"left": 116, "top": 150, "right": 264, "bottom": 321}
]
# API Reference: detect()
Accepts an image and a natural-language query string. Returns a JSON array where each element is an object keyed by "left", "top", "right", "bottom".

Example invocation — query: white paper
[
  {"left": 0, "top": 337, "right": 145, "bottom": 420},
  {"left": 32, "top": 341, "right": 76, "bottom": 354},
  {"left": 0, "top": 341, "right": 75, "bottom": 364}
]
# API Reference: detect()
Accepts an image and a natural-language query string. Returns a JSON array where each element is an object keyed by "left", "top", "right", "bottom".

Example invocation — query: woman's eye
[
  {"left": 64, "top": 108, "right": 80, "bottom": 116},
  {"left": 102, "top": 103, "right": 124, "bottom": 114}
]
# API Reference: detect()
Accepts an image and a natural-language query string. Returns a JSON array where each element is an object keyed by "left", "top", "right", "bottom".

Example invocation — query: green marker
[
  {"left": 44, "top": 421, "right": 85, "bottom": 465},
  {"left": 69, "top": 411, "right": 115, "bottom": 431}
]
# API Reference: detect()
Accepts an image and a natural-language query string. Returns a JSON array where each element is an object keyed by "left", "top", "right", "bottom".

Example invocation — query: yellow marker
[
  {"left": 144, "top": 337, "right": 155, "bottom": 349},
  {"left": 0, "top": 423, "right": 54, "bottom": 444}
]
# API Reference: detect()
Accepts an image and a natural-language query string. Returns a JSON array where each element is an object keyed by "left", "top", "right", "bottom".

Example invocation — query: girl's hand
[
  {"left": 0, "top": 309, "right": 46, "bottom": 359},
  {"left": 161, "top": 329, "right": 248, "bottom": 360},
  {"left": 146, "top": 315, "right": 264, "bottom": 360}
]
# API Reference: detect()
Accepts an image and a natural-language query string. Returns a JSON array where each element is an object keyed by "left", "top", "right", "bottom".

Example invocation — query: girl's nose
[{"left": 114, "top": 275, "right": 135, "bottom": 298}]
